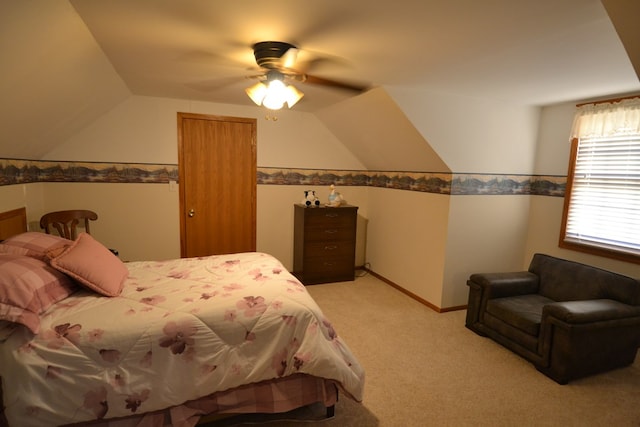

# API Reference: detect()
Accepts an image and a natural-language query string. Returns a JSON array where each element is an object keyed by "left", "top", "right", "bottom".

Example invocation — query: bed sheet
[{"left": 0, "top": 252, "right": 364, "bottom": 426}]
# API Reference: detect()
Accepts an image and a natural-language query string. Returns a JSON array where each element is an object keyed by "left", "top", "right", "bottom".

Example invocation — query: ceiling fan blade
[{"left": 301, "top": 74, "right": 369, "bottom": 93}]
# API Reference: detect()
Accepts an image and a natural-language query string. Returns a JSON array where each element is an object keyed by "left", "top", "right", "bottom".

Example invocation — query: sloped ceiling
[
  {"left": 68, "top": 0, "right": 640, "bottom": 108},
  {"left": 0, "top": 1, "right": 130, "bottom": 159},
  {"left": 602, "top": 0, "right": 640, "bottom": 80},
  {"left": 1, "top": 1, "right": 639, "bottom": 162},
  {"left": 316, "top": 88, "right": 450, "bottom": 172}
]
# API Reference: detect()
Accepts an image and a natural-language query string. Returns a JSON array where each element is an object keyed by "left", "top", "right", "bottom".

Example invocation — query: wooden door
[{"left": 177, "top": 113, "right": 257, "bottom": 257}]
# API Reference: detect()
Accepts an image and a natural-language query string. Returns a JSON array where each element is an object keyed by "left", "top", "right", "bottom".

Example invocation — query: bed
[{"left": 0, "top": 207, "right": 365, "bottom": 427}]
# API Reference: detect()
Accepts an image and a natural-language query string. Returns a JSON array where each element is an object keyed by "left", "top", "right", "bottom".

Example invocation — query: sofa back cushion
[{"left": 528, "top": 253, "right": 640, "bottom": 305}]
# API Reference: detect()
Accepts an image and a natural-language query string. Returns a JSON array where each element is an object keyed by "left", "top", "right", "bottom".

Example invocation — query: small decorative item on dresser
[
  {"left": 301, "top": 190, "right": 320, "bottom": 207},
  {"left": 327, "top": 184, "right": 344, "bottom": 207},
  {"left": 293, "top": 203, "right": 358, "bottom": 285}
]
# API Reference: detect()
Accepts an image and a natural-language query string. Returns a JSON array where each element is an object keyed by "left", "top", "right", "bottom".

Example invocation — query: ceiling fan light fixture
[
  {"left": 245, "top": 76, "right": 304, "bottom": 110},
  {"left": 262, "top": 79, "right": 288, "bottom": 110},
  {"left": 245, "top": 82, "right": 268, "bottom": 106},
  {"left": 284, "top": 84, "right": 304, "bottom": 108}
]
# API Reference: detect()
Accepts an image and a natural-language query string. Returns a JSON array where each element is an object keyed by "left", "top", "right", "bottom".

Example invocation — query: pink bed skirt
[{"left": 61, "top": 374, "right": 338, "bottom": 427}]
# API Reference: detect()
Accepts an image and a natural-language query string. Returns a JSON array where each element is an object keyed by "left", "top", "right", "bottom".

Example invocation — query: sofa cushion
[
  {"left": 529, "top": 253, "right": 640, "bottom": 305},
  {"left": 486, "top": 294, "right": 555, "bottom": 336}
]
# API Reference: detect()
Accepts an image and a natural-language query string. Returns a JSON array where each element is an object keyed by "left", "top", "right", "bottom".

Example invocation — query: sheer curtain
[{"left": 570, "top": 97, "right": 640, "bottom": 139}]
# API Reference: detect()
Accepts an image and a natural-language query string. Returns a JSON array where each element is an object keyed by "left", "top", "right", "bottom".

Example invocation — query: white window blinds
[{"left": 564, "top": 134, "right": 640, "bottom": 256}]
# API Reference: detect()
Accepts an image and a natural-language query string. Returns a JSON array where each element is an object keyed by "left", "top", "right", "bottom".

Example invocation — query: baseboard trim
[{"left": 357, "top": 267, "right": 467, "bottom": 313}]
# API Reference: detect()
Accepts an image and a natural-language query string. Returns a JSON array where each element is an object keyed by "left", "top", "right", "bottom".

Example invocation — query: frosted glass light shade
[
  {"left": 245, "top": 80, "right": 304, "bottom": 110},
  {"left": 245, "top": 82, "right": 268, "bottom": 106}
]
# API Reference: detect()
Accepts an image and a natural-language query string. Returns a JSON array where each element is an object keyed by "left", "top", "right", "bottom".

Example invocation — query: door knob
[{"left": 188, "top": 209, "right": 195, "bottom": 217}]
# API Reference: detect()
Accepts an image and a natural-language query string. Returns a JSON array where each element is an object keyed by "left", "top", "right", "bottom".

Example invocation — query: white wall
[
  {"left": 387, "top": 87, "right": 540, "bottom": 173},
  {"left": 365, "top": 187, "right": 450, "bottom": 306},
  {"left": 0, "top": 183, "right": 45, "bottom": 231},
  {"left": 442, "top": 196, "right": 531, "bottom": 307},
  {"left": 532, "top": 102, "right": 575, "bottom": 175},
  {"left": 0, "top": 185, "right": 29, "bottom": 214}
]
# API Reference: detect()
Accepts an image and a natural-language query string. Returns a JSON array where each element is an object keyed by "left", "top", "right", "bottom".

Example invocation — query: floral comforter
[{"left": 0, "top": 252, "right": 365, "bottom": 427}]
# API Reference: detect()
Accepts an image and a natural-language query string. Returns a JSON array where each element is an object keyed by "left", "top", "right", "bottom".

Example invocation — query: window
[{"left": 560, "top": 97, "right": 640, "bottom": 264}]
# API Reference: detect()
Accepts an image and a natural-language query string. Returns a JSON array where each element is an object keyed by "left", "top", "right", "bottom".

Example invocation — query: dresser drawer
[
  {"left": 302, "top": 257, "right": 355, "bottom": 284},
  {"left": 304, "top": 226, "right": 355, "bottom": 242},
  {"left": 304, "top": 241, "right": 355, "bottom": 258},
  {"left": 303, "top": 209, "right": 355, "bottom": 228}
]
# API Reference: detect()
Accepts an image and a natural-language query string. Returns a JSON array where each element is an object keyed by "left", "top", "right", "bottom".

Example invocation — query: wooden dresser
[{"left": 293, "top": 204, "right": 358, "bottom": 285}]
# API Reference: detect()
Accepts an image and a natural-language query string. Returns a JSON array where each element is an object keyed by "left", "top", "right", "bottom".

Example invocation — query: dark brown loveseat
[{"left": 465, "top": 253, "right": 640, "bottom": 384}]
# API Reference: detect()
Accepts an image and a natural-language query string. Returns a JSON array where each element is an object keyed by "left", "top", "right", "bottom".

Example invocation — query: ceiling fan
[{"left": 245, "top": 41, "right": 368, "bottom": 110}]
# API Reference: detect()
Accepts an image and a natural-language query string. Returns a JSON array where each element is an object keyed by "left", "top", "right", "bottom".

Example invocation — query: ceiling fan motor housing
[{"left": 253, "top": 41, "right": 296, "bottom": 69}]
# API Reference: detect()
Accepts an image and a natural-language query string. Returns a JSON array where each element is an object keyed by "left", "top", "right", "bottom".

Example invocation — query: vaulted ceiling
[{"left": 1, "top": 0, "right": 639, "bottom": 160}]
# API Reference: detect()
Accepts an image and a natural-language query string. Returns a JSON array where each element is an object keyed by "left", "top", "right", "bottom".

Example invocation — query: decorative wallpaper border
[
  {"left": 452, "top": 173, "right": 566, "bottom": 197},
  {"left": 0, "top": 159, "right": 565, "bottom": 197},
  {"left": 0, "top": 159, "right": 178, "bottom": 185},
  {"left": 257, "top": 168, "right": 566, "bottom": 197}
]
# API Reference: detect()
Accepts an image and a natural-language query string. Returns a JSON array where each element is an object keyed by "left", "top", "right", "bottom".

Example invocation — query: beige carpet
[{"left": 210, "top": 273, "right": 640, "bottom": 427}]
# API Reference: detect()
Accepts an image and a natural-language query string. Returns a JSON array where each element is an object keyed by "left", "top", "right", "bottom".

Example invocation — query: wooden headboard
[{"left": 0, "top": 207, "right": 28, "bottom": 240}]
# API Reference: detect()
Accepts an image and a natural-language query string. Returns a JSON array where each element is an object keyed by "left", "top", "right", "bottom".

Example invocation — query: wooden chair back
[{"left": 40, "top": 210, "right": 98, "bottom": 240}]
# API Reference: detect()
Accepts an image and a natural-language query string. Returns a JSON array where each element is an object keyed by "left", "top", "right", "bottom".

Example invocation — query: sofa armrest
[
  {"left": 469, "top": 272, "right": 539, "bottom": 299},
  {"left": 543, "top": 299, "right": 640, "bottom": 324},
  {"left": 466, "top": 271, "right": 539, "bottom": 330},
  {"left": 537, "top": 298, "right": 640, "bottom": 383}
]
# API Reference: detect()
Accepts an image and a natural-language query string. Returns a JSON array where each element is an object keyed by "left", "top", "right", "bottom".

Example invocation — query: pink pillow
[
  {"left": 50, "top": 233, "right": 128, "bottom": 297},
  {"left": 1, "top": 232, "right": 71, "bottom": 261},
  {"left": 0, "top": 253, "right": 77, "bottom": 334},
  {"left": 0, "top": 244, "right": 30, "bottom": 257}
]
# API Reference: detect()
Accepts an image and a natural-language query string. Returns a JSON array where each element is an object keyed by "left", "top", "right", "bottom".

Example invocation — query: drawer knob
[
  {"left": 324, "top": 245, "right": 338, "bottom": 250},
  {"left": 325, "top": 229, "right": 338, "bottom": 234},
  {"left": 325, "top": 213, "right": 339, "bottom": 218}
]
